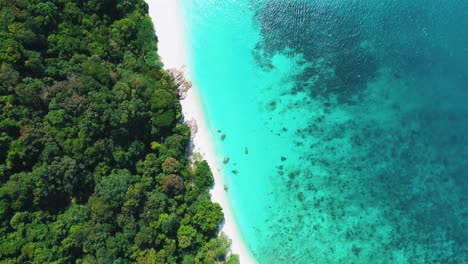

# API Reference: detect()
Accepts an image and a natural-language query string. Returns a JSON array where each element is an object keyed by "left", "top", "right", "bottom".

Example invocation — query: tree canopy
[{"left": 0, "top": 0, "right": 237, "bottom": 263}]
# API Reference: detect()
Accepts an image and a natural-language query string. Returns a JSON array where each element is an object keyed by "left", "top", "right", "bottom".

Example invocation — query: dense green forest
[{"left": 0, "top": 0, "right": 237, "bottom": 263}]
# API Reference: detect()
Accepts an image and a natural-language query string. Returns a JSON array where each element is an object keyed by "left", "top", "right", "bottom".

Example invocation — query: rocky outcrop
[
  {"left": 168, "top": 68, "right": 192, "bottom": 100},
  {"left": 184, "top": 118, "right": 198, "bottom": 139}
]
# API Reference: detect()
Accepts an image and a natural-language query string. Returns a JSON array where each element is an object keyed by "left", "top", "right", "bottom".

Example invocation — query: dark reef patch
[{"left": 253, "top": 1, "right": 380, "bottom": 102}]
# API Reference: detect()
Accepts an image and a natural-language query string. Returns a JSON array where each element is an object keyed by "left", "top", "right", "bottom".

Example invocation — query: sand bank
[{"left": 147, "top": 1, "right": 255, "bottom": 263}]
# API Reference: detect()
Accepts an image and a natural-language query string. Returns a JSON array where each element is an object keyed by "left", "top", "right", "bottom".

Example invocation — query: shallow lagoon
[{"left": 181, "top": 0, "right": 468, "bottom": 262}]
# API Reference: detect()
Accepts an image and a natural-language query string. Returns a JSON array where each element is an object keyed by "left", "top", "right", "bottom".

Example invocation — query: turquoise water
[{"left": 180, "top": 1, "right": 468, "bottom": 263}]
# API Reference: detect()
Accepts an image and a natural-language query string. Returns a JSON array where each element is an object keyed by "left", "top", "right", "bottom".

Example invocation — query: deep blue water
[{"left": 182, "top": 0, "right": 468, "bottom": 262}]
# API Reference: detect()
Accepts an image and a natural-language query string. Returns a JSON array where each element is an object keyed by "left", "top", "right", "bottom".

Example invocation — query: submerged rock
[
  {"left": 221, "top": 134, "right": 226, "bottom": 140},
  {"left": 245, "top": 147, "right": 249, "bottom": 155},
  {"left": 232, "top": 169, "right": 238, "bottom": 174},
  {"left": 168, "top": 68, "right": 192, "bottom": 100},
  {"left": 281, "top": 156, "right": 287, "bottom": 161}
]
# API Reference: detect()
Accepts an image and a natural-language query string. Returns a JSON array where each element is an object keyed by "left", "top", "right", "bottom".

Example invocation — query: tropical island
[{"left": 0, "top": 0, "right": 239, "bottom": 263}]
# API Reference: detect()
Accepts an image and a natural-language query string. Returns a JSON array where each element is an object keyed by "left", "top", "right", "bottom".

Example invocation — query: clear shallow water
[{"left": 180, "top": 0, "right": 468, "bottom": 263}]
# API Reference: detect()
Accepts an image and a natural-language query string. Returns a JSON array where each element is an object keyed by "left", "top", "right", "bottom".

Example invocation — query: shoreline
[{"left": 147, "top": 1, "right": 256, "bottom": 263}]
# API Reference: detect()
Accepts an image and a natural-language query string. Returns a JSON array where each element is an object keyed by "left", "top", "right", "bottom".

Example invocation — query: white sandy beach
[{"left": 147, "top": 1, "right": 256, "bottom": 263}]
